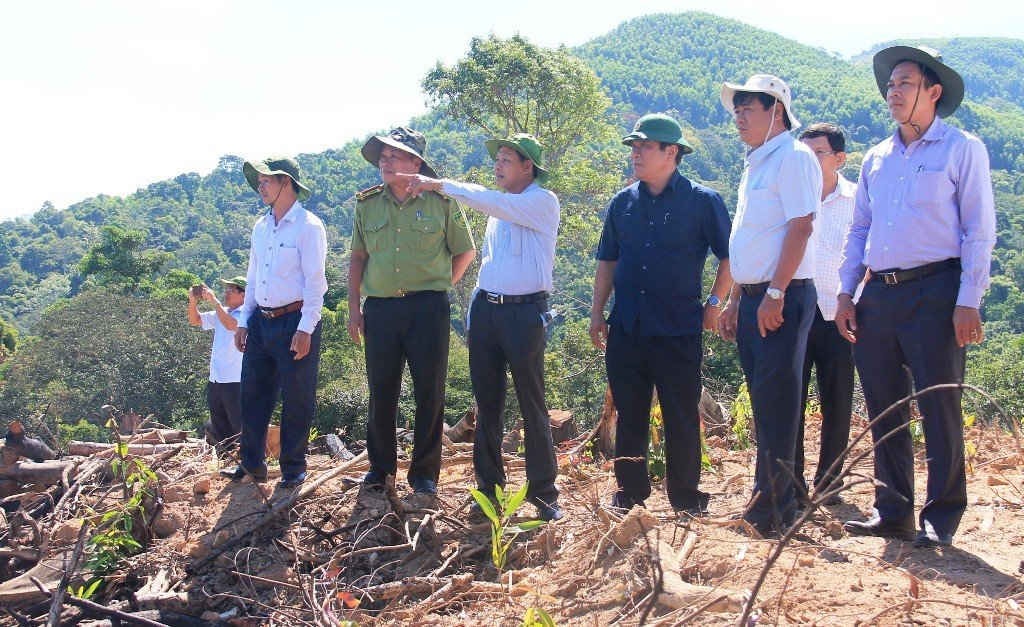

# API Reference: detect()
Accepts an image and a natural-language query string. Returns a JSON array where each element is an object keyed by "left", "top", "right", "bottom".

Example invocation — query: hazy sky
[{"left": 2, "top": 0, "right": 1020, "bottom": 219}]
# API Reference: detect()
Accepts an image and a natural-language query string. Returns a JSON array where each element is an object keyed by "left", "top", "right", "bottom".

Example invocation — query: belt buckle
[
  {"left": 881, "top": 272, "right": 899, "bottom": 286},
  {"left": 486, "top": 292, "right": 502, "bottom": 304}
]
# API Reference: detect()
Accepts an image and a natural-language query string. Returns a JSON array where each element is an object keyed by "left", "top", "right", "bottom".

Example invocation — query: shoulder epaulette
[{"left": 355, "top": 184, "right": 384, "bottom": 202}]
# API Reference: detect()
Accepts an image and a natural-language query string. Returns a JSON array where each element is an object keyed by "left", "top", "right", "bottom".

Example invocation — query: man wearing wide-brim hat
[
  {"left": 590, "top": 113, "right": 733, "bottom": 517},
  {"left": 348, "top": 127, "right": 476, "bottom": 498},
  {"left": 837, "top": 46, "right": 996, "bottom": 548},
  {"left": 396, "top": 132, "right": 564, "bottom": 521},
  {"left": 187, "top": 275, "right": 247, "bottom": 450},
  {"left": 223, "top": 156, "right": 328, "bottom": 490},
  {"left": 717, "top": 74, "right": 822, "bottom": 537}
]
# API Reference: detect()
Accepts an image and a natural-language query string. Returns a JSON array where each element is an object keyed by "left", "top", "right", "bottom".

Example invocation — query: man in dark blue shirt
[{"left": 590, "top": 113, "right": 733, "bottom": 515}]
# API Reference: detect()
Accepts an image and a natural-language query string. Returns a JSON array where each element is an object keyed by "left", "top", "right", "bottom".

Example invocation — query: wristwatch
[
  {"left": 766, "top": 287, "right": 784, "bottom": 301},
  {"left": 704, "top": 294, "right": 724, "bottom": 309}
]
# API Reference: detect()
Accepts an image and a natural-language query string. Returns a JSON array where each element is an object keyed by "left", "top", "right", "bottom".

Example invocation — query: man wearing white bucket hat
[{"left": 717, "top": 74, "right": 822, "bottom": 537}]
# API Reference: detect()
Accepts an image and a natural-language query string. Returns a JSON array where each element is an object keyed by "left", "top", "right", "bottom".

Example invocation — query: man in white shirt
[
  {"left": 396, "top": 133, "right": 563, "bottom": 521},
  {"left": 717, "top": 74, "right": 822, "bottom": 537},
  {"left": 795, "top": 123, "right": 857, "bottom": 504},
  {"left": 225, "top": 156, "right": 328, "bottom": 489},
  {"left": 187, "top": 276, "right": 246, "bottom": 448}
]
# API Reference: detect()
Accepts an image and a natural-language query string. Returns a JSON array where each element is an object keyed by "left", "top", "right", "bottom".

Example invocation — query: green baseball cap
[
  {"left": 242, "top": 156, "right": 312, "bottom": 201},
  {"left": 621, "top": 113, "right": 694, "bottom": 155},
  {"left": 484, "top": 133, "right": 550, "bottom": 183},
  {"left": 219, "top": 276, "right": 247, "bottom": 290}
]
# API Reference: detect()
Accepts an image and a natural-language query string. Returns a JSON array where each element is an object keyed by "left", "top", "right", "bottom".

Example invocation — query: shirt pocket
[
  {"left": 275, "top": 245, "right": 300, "bottom": 278},
  {"left": 908, "top": 170, "right": 955, "bottom": 211},
  {"left": 361, "top": 214, "right": 389, "bottom": 253},
  {"left": 410, "top": 216, "right": 444, "bottom": 253},
  {"left": 741, "top": 188, "right": 779, "bottom": 228}
]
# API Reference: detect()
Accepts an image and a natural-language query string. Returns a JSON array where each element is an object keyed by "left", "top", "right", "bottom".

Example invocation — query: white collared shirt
[
  {"left": 729, "top": 131, "right": 822, "bottom": 285},
  {"left": 239, "top": 201, "right": 328, "bottom": 334},
  {"left": 440, "top": 180, "right": 559, "bottom": 295},
  {"left": 814, "top": 174, "right": 857, "bottom": 320},
  {"left": 200, "top": 308, "right": 243, "bottom": 383}
]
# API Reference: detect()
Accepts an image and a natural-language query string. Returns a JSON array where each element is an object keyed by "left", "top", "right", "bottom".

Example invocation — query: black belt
[
  {"left": 478, "top": 290, "right": 547, "bottom": 305},
  {"left": 395, "top": 290, "right": 443, "bottom": 298},
  {"left": 259, "top": 301, "right": 303, "bottom": 319},
  {"left": 740, "top": 279, "right": 814, "bottom": 297},
  {"left": 871, "top": 258, "right": 960, "bottom": 286}
]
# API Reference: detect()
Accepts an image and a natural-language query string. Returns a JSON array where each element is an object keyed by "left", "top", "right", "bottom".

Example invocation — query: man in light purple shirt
[{"left": 836, "top": 46, "right": 996, "bottom": 548}]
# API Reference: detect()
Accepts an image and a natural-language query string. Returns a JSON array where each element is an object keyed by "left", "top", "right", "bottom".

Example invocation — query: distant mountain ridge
[{"left": 1, "top": 11, "right": 1021, "bottom": 335}]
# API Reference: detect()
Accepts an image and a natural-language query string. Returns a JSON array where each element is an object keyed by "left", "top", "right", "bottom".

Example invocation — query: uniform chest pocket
[
  {"left": 410, "top": 217, "right": 443, "bottom": 252},
  {"left": 908, "top": 170, "right": 955, "bottom": 210},
  {"left": 657, "top": 214, "right": 691, "bottom": 249},
  {"left": 498, "top": 222, "right": 524, "bottom": 256},
  {"left": 361, "top": 215, "right": 389, "bottom": 253}
]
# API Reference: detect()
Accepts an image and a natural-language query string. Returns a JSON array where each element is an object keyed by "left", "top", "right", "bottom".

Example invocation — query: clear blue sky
[{"left": 2, "top": 0, "right": 1019, "bottom": 219}]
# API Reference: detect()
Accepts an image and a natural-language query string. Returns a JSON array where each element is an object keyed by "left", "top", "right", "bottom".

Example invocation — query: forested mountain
[{"left": 2, "top": 12, "right": 1021, "bottom": 433}]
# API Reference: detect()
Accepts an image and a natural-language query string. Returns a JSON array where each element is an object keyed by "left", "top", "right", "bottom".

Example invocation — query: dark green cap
[
  {"left": 361, "top": 127, "right": 438, "bottom": 178},
  {"left": 219, "top": 276, "right": 247, "bottom": 290},
  {"left": 621, "top": 113, "right": 694, "bottom": 155},
  {"left": 242, "top": 156, "right": 312, "bottom": 201},
  {"left": 484, "top": 133, "right": 550, "bottom": 183}
]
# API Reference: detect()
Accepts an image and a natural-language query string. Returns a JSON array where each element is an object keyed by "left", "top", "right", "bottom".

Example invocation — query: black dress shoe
[
  {"left": 610, "top": 492, "right": 644, "bottom": 511},
  {"left": 278, "top": 472, "right": 306, "bottom": 489},
  {"left": 913, "top": 530, "right": 953, "bottom": 548},
  {"left": 409, "top": 476, "right": 437, "bottom": 495},
  {"left": 220, "top": 465, "right": 268, "bottom": 482},
  {"left": 843, "top": 517, "right": 915, "bottom": 540},
  {"left": 535, "top": 501, "right": 564, "bottom": 522}
]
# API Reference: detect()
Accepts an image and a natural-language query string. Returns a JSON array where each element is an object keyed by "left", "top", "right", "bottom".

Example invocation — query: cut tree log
[
  {"left": 596, "top": 386, "right": 617, "bottom": 458},
  {"left": 699, "top": 387, "right": 729, "bottom": 437},
  {"left": 444, "top": 407, "right": 477, "bottom": 443},
  {"left": 549, "top": 409, "right": 577, "bottom": 444},
  {"left": 0, "top": 550, "right": 78, "bottom": 605},
  {"left": 120, "top": 430, "right": 188, "bottom": 445},
  {"left": 0, "top": 461, "right": 75, "bottom": 486},
  {"left": 66, "top": 441, "right": 191, "bottom": 457},
  {"left": 3, "top": 421, "right": 57, "bottom": 462}
]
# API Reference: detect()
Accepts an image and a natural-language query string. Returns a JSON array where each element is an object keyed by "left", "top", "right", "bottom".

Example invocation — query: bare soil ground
[{"left": 2, "top": 412, "right": 1023, "bottom": 626}]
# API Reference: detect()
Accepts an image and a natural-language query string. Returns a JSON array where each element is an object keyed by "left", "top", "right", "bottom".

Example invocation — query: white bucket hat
[{"left": 720, "top": 74, "right": 801, "bottom": 130}]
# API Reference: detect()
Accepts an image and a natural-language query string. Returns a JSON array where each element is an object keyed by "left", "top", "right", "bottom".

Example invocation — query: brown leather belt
[
  {"left": 259, "top": 300, "right": 303, "bottom": 319},
  {"left": 871, "top": 258, "right": 960, "bottom": 286},
  {"left": 740, "top": 279, "right": 813, "bottom": 297}
]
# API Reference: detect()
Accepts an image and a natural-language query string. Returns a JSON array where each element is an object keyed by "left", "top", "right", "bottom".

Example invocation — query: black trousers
[
  {"left": 605, "top": 324, "right": 705, "bottom": 510},
  {"left": 363, "top": 291, "right": 450, "bottom": 485},
  {"left": 736, "top": 283, "right": 816, "bottom": 531},
  {"left": 795, "top": 308, "right": 855, "bottom": 492},
  {"left": 469, "top": 294, "right": 558, "bottom": 505},
  {"left": 240, "top": 310, "right": 322, "bottom": 478},
  {"left": 854, "top": 266, "right": 966, "bottom": 537},
  {"left": 206, "top": 381, "right": 242, "bottom": 443}
]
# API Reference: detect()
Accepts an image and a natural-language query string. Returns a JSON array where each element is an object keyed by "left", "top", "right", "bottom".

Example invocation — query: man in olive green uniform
[{"left": 348, "top": 127, "right": 476, "bottom": 495}]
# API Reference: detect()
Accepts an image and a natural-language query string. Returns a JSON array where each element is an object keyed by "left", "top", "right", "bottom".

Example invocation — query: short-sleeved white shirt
[
  {"left": 729, "top": 131, "right": 822, "bottom": 285},
  {"left": 200, "top": 308, "right": 243, "bottom": 383}
]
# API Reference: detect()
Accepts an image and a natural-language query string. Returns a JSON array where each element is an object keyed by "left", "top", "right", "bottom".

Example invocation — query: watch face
[
  {"left": 767, "top": 288, "right": 784, "bottom": 300},
  {"left": 706, "top": 295, "right": 721, "bottom": 307}
]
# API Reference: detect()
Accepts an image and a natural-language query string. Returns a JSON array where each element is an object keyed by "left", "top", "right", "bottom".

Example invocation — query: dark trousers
[
  {"left": 206, "top": 381, "right": 242, "bottom": 443},
  {"left": 795, "top": 308, "right": 855, "bottom": 492},
  {"left": 240, "top": 310, "right": 322, "bottom": 478},
  {"left": 469, "top": 294, "right": 558, "bottom": 505},
  {"left": 606, "top": 323, "right": 705, "bottom": 510},
  {"left": 363, "top": 291, "right": 450, "bottom": 485},
  {"left": 736, "top": 283, "right": 816, "bottom": 530},
  {"left": 854, "top": 266, "right": 966, "bottom": 537}
]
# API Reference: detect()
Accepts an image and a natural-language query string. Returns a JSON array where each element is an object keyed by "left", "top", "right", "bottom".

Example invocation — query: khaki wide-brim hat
[
  {"left": 361, "top": 127, "right": 438, "bottom": 178},
  {"left": 872, "top": 45, "right": 964, "bottom": 118},
  {"left": 243, "top": 156, "right": 312, "bottom": 201},
  {"left": 720, "top": 74, "right": 801, "bottom": 129}
]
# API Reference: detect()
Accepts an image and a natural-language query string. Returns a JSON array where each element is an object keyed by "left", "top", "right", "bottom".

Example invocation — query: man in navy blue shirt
[{"left": 590, "top": 113, "right": 733, "bottom": 515}]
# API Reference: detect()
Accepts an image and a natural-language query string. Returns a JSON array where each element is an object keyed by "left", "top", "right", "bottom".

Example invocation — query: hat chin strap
[
  {"left": 763, "top": 101, "right": 778, "bottom": 147},
  {"left": 898, "top": 86, "right": 925, "bottom": 139}
]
